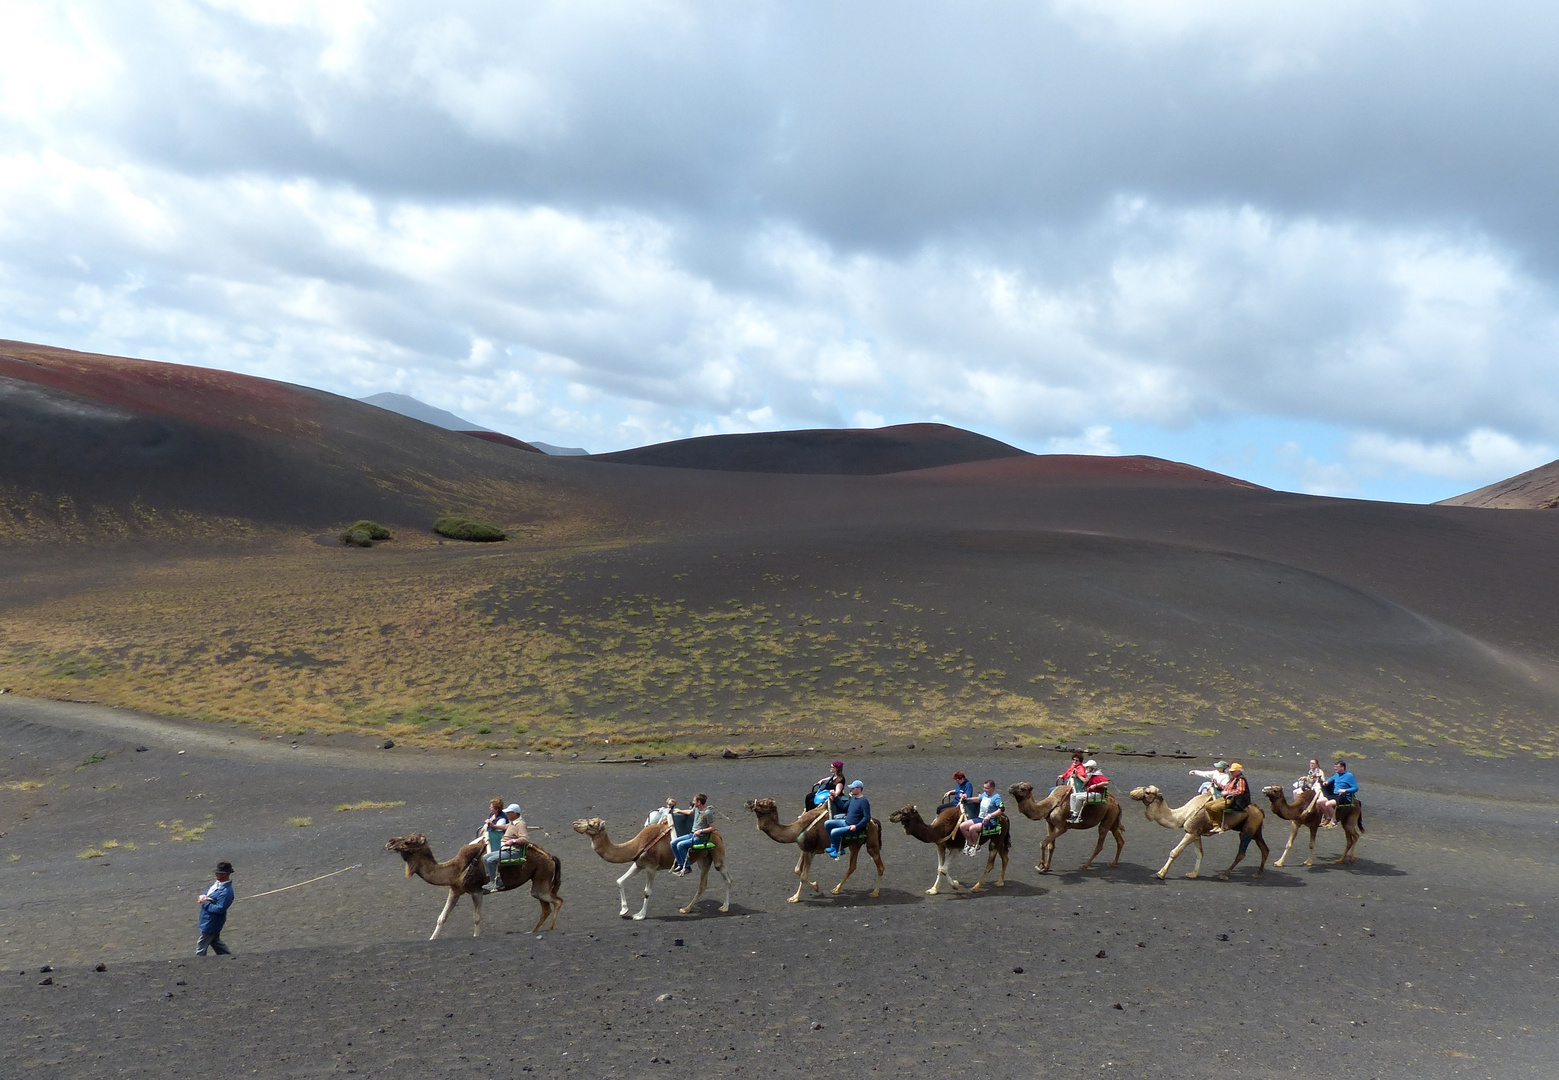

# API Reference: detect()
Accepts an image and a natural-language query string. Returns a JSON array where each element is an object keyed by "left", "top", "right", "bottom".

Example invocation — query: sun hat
[
  {"left": 1083, "top": 759, "right": 1098, "bottom": 769},
  {"left": 848, "top": 779, "right": 863, "bottom": 790},
  {"left": 214, "top": 861, "right": 235, "bottom": 876},
  {"left": 1228, "top": 763, "right": 1244, "bottom": 773},
  {"left": 504, "top": 803, "right": 522, "bottom": 814},
  {"left": 832, "top": 760, "right": 844, "bottom": 769},
  {"left": 1214, "top": 760, "right": 1230, "bottom": 770}
]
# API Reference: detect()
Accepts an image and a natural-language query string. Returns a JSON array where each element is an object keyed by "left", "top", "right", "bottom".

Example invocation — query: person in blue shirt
[
  {"left": 824, "top": 780, "right": 871, "bottom": 857},
  {"left": 942, "top": 770, "right": 975, "bottom": 815},
  {"left": 196, "top": 861, "right": 236, "bottom": 956},
  {"left": 957, "top": 779, "right": 1005, "bottom": 855},
  {"left": 1327, "top": 760, "right": 1359, "bottom": 828}
]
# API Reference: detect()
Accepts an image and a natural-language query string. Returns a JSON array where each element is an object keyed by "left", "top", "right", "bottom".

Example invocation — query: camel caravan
[{"left": 386, "top": 757, "right": 1363, "bottom": 937}]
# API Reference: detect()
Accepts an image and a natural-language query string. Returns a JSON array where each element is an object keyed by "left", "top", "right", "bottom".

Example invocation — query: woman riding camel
[
  {"left": 943, "top": 770, "right": 975, "bottom": 816},
  {"left": 812, "top": 761, "right": 847, "bottom": 813},
  {"left": 1294, "top": 759, "right": 1335, "bottom": 826}
]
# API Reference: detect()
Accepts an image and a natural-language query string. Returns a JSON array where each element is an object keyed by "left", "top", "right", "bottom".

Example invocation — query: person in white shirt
[
  {"left": 645, "top": 797, "right": 677, "bottom": 828},
  {"left": 1190, "top": 760, "right": 1231, "bottom": 797}
]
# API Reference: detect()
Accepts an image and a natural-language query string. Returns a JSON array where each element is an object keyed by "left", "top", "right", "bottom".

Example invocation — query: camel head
[
  {"left": 888, "top": 805, "right": 922, "bottom": 825},
  {"left": 1262, "top": 784, "right": 1284, "bottom": 799},
  {"left": 745, "top": 798, "right": 777, "bottom": 818},
  {"left": 572, "top": 818, "right": 605, "bottom": 837},
  {"left": 385, "top": 834, "right": 431, "bottom": 877},
  {"left": 1129, "top": 786, "right": 1162, "bottom": 805},
  {"left": 1009, "top": 782, "right": 1035, "bottom": 802}
]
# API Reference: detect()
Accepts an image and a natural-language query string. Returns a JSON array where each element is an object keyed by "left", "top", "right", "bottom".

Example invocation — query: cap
[
  {"left": 214, "top": 861, "right": 235, "bottom": 876},
  {"left": 1214, "top": 760, "right": 1230, "bottom": 770},
  {"left": 504, "top": 803, "right": 522, "bottom": 814},
  {"left": 1083, "top": 759, "right": 1098, "bottom": 769},
  {"left": 1228, "top": 762, "right": 1244, "bottom": 773},
  {"left": 848, "top": 779, "right": 864, "bottom": 790},
  {"left": 831, "top": 760, "right": 844, "bottom": 769}
]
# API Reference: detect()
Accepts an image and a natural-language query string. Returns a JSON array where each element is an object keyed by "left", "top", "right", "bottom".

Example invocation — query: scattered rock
[
  {"left": 39, "top": 965, "right": 52, "bottom": 973},
  {"left": 1096, "top": 950, "right": 1108, "bottom": 958},
  {"left": 1217, "top": 933, "right": 1230, "bottom": 941},
  {"left": 94, "top": 963, "right": 106, "bottom": 972},
  {"left": 175, "top": 980, "right": 186, "bottom": 986},
  {"left": 1012, "top": 966, "right": 1024, "bottom": 974},
  {"left": 655, "top": 993, "right": 674, "bottom": 1002},
  {"left": 38, "top": 977, "right": 52, "bottom": 985},
  {"left": 1112, "top": 1002, "right": 1124, "bottom": 1010},
  {"left": 673, "top": 939, "right": 685, "bottom": 947},
  {"left": 810, "top": 1021, "right": 823, "bottom": 1031},
  {"left": 1136, "top": 942, "right": 1146, "bottom": 948},
  {"left": 378, "top": 739, "right": 394, "bottom": 750},
  {"left": 134, "top": 746, "right": 149, "bottom": 753},
  {"left": 721, "top": 748, "right": 738, "bottom": 759},
  {"left": 687, "top": 751, "right": 700, "bottom": 759},
  {"left": 907, "top": 743, "right": 915, "bottom": 749}
]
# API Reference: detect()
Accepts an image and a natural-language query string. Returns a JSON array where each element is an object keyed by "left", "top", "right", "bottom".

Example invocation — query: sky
[{"left": 2, "top": 1, "right": 1557, "bottom": 501}]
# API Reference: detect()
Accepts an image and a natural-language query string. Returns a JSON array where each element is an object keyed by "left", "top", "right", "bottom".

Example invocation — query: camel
[
  {"left": 1263, "top": 784, "right": 1365, "bottom": 867},
  {"left": 745, "top": 798, "right": 884, "bottom": 903},
  {"left": 888, "top": 804, "right": 1008, "bottom": 893},
  {"left": 571, "top": 818, "right": 732, "bottom": 920},
  {"left": 1007, "top": 782, "right": 1125, "bottom": 873},
  {"left": 1128, "top": 786, "right": 1269, "bottom": 880},
  {"left": 384, "top": 833, "right": 562, "bottom": 938}
]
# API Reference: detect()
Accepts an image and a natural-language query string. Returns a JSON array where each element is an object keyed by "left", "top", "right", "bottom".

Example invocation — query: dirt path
[{"left": 3, "top": 697, "right": 1557, "bottom": 1077}]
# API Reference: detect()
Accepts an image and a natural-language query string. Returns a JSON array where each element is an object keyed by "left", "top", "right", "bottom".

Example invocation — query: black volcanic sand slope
[
  {"left": 468, "top": 525, "right": 1559, "bottom": 757},
  {"left": 0, "top": 341, "right": 583, "bottom": 539},
  {"left": 587, "top": 422, "right": 1029, "bottom": 474},
  {"left": 2, "top": 698, "right": 1557, "bottom": 1078}
]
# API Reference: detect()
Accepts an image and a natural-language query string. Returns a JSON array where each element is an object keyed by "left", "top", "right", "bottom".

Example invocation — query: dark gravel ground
[{"left": 3, "top": 695, "right": 1558, "bottom": 1079}]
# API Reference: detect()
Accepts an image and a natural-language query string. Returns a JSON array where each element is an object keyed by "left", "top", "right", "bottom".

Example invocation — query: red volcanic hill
[
  {"left": 893, "top": 453, "right": 1263, "bottom": 488},
  {"left": 1438, "top": 459, "right": 1559, "bottom": 509},
  {"left": 588, "top": 423, "right": 1028, "bottom": 474},
  {"left": 0, "top": 340, "right": 570, "bottom": 538}
]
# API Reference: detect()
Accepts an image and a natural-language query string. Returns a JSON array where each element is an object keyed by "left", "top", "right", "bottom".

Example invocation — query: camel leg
[
  {"left": 1274, "top": 821, "right": 1299, "bottom": 868},
  {"left": 994, "top": 845, "right": 1008, "bottom": 887},
  {"left": 1036, "top": 830, "right": 1057, "bottom": 874},
  {"left": 1306, "top": 824, "right": 1318, "bottom": 867},
  {"left": 531, "top": 868, "right": 563, "bottom": 932},
  {"left": 633, "top": 867, "right": 657, "bottom": 921},
  {"left": 1076, "top": 825, "right": 1108, "bottom": 872},
  {"left": 680, "top": 858, "right": 712, "bottom": 915},
  {"left": 1188, "top": 837, "right": 1205, "bottom": 878},
  {"left": 615, "top": 864, "right": 642, "bottom": 918},
  {"left": 832, "top": 846, "right": 860, "bottom": 895},
  {"left": 970, "top": 849, "right": 996, "bottom": 892},
  {"left": 867, "top": 845, "right": 884, "bottom": 898},
  {"left": 717, "top": 865, "right": 733, "bottom": 912},
  {"left": 430, "top": 889, "right": 460, "bottom": 940},
  {"left": 1109, "top": 825, "right": 1125, "bottom": 867},
  {"left": 789, "top": 853, "right": 812, "bottom": 903},
  {"left": 470, "top": 891, "right": 482, "bottom": 938}
]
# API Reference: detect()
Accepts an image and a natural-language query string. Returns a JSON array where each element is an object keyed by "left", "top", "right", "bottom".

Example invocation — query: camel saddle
[{"left": 838, "top": 830, "right": 869, "bottom": 846}]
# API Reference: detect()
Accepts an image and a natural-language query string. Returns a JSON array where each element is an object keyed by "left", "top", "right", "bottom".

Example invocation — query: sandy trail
[{"left": 3, "top": 697, "right": 1558, "bottom": 1078}]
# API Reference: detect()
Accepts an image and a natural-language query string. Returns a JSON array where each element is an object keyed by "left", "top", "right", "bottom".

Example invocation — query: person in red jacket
[
  {"left": 1206, "top": 763, "right": 1250, "bottom": 834},
  {"left": 1068, "top": 760, "right": 1110, "bottom": 823}
]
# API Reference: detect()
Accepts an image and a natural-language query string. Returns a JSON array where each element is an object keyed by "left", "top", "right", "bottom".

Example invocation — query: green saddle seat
[
  {"left": 689, "top": 837, "right": 716, "bottom": 852},
  {"left": 839, "top": 830, "right": 869, "bottom": 846}
]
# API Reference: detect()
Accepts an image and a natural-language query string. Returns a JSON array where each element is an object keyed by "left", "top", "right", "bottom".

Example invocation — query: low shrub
[
  {"left": 433, "top": 515, "right": 507, "bottom": 542},
  {"left": 340, "top": 520, "right": 391, "bottom": 547}
]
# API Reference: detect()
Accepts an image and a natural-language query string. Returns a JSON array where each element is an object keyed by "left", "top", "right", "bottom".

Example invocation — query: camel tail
[
  {"left": 553, "top": 854, "right": 563, "bottom": 891},
  {"left": 1356, "top": 807, "right": 1365, "bottom": 834}
]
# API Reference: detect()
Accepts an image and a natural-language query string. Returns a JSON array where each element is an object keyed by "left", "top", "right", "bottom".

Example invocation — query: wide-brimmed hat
[{"left": 214, "top": 861, "right": 235, "bottom": 875}]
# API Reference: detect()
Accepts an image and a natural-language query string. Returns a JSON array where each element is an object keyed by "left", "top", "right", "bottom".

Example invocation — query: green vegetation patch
[
  {"left": 434, "top": 515, "right": 507, "bottom": 542},
  {"left": 340, "top": 520, "right": 393, "bottom": 547}
]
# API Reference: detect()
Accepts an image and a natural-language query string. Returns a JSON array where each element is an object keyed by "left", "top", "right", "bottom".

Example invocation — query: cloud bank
[{"left": 2, "top": 0, "right": 1556, "bottom": 499}]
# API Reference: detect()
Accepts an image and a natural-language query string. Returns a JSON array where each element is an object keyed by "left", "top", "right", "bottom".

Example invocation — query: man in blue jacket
[
  {"left": 825, "top": 780, "right": 871, "bottom": 857},
  {"left": 196, "top": 861, "right": 236, "bottom": 956},
  {"left": 1330, "top": 760, "right": 1359, "bottom": 807}
]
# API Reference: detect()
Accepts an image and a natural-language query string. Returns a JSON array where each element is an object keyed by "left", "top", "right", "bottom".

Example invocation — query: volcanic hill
[{"left": 1439, "top": 458, "right": 1559, "bottom": 509}]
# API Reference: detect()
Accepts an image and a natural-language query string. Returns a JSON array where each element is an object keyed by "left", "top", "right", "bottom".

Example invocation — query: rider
[
  {"left": 824, "top": 780, "right": 871, "bottom": 857},
  {"left": 813, "top": 761, "right": 848, "bottom": 813},
  {"left": 645, "top": 796, "right": 677, "bottom": 827},
  {"left": 482, "top": 803, "right": 527, "bottom": 892},
  {"left": 943, "top": 770, "right": 975, "bottom": 816},
  {"left": 1206, "top": 763, "right": 1250, "bottom": 834},
  {"left": 1327, "top": 760, "right": 1359, "bottom": 828},
  {"left": 958, "top": 779, "right": 1004, "bottom": 855},
  {"left": 1293, "top": 759, "right": 1333, "bottom": 825},
  {"left": 1190, "top": 760, "right": 1231, "bottom": 797},
  {"left": 1059, "top": 752, "right": 1088, "bottom": 793},
  {"left": 1068, "top": 760, "right": 1109, "bottom": 823},
  {"left": 671, "top": 794, "right": 713, "bottom": 874}
]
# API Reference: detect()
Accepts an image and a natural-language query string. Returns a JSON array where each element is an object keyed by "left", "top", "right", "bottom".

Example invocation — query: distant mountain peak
[{"left": 358, "top": 392, "right": 489, "bottom": 432}]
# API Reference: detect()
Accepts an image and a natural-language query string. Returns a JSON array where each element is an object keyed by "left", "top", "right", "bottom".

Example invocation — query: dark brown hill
[
  {"left": 460, "top": 430, "right": 543, "bottom": 453},
  {"left": 586, "top": 422, "right": 1028, "bottom": 474},
  {"left": 0, "top": 340, "right": 577, "bottom": 541},
  {"left": 893, "top": 453, "right": 1262, "bottom": 487},
  {"left": 1438, "top": 459, "right": 1559, "bottom": 509}
]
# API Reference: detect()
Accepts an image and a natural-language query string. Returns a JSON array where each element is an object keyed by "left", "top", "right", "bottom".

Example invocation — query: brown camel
[
  {"left": 745, "top": 798, "right": 884, "bottom": 903},
  {"left": 888, "top": 804, "right": 1008, "bottom": 893},
  {"left": 1007, "top": 782, "right": 1124, "bottom": 873},
  {"left": 384, "top": 833, "right": 562, "bottom": 938},
  {"left": 1262, "top": 784, "right": 1365, "bottom": 867},
  {"left": 1128, "top": 785, "right": 1268, "bottom": 880},
  {"left": 571, "top": 818, "right": 732, "bottom": 920}
]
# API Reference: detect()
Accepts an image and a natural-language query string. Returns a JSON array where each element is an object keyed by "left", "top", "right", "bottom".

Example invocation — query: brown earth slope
[
  {"left": 1438, "top": 458, "right": 1559, "bottom": 508},
  {"left": 587, "top": 422, "right": 1028, "bottom": 474}
]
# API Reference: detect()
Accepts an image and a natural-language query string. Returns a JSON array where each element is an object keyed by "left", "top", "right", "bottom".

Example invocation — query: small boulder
[
  {"left": 721, "top": 748, "right": 738, "bottom": 759},
  {"left": 378, "top": 739, "right": 395, "bottom": 750}
]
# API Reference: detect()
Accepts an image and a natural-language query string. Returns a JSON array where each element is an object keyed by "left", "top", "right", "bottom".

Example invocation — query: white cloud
[
  {"left": 1048, "top": 425, "right": 1121, "bottom": 456},
  {"left": 1348, "top": 429, "right": 1554, "bottom": 482}
]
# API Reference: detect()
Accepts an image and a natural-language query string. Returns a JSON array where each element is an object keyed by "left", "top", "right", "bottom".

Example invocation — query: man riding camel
[
  {"left": 1067, "top": 760, "right": 1109, "bottom": 823},
  {"left": 482, "top": 803, "right": 528, "bottom": 892}
]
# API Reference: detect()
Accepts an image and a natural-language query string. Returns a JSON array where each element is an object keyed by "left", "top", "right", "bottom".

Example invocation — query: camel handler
[
  {"left": 1205, "top": 763, "right": 1251, "bottom": 834},
  {"left": 196, "top": 861, "right": 236, "bottom": 957},
  {"left": 1067, "top": 760, "right": 1109, "bottom": 823},
  {"left": 482, "top": 803, "right": 528, "bottom": 893}
]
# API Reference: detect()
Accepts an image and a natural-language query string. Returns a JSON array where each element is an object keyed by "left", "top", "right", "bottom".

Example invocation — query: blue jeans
[
  {"left": 826, "top": 819, "right": 856, "bottom": 850},
  {"left": 672, "top": 833, "right": 695, "bottom": 868},
  {"left": 484, "top": 849, "right": 504, "bottom": 885}
]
